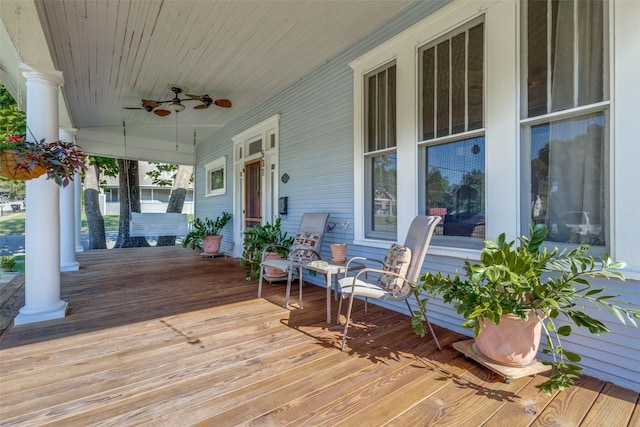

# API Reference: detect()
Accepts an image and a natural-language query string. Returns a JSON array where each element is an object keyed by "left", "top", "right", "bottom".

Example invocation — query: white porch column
[
  {"left": 59, "top": 128, "right": 80, "bottom": 271},
  {"left": 74, "top": 171, "right": 84, "bottom": 252},
  {"left": 14, "top": 64, "right": 67, "bottom": 325}
]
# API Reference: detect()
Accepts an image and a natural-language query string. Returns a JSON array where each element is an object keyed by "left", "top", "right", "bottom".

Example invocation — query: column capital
[
  {"left": 59, "top": 127, "right": 78, "bottom": 142},
  {"left": 19, "top": 63, "right": 64, "bottom": 87}
]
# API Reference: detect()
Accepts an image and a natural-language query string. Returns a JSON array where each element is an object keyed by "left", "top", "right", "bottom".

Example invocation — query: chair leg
[
  {"left": 284, "top": 268, "right": 293, "bottom": 308},
  {"left": 341, "top": 293, "right": 356, "bottom": 351},
  {"left": 406, "top": 299, "right": 441, "bottom": 351},
  {"left": 298, "top": 266, "right": 303, "bottom": 309},
  {"left": 337, "top": 294, "right": 344, "bottom": 325},
  {"left": 258, "top": 264, "right": 264, "bottom": 298}
]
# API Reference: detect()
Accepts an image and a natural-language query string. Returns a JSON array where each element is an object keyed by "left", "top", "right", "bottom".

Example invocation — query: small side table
[{"left": 302, "top": 261, "right": 364, "bottom": 324}]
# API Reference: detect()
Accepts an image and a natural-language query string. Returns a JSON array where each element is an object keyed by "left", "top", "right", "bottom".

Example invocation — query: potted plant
[
  {"left": 1, "top": 135, "right": 87, "bottom": 187},
  {"left": 241, "top": 218, "right": 294, "bottom": 280},
  {"left": 182, "top": 212, "right": 232, "bottom": 254},
  {"left": 329, "top": 221, "right": 350, "bottom": 264},
  {"left": 411, "top": 224, "right": 639, "bottom": 394},
  {"left": 1, "top": 256, "right": 20, "bottom": 284}
]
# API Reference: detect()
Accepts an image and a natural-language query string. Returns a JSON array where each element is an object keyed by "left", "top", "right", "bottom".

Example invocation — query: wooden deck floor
[{"left": 1, "top": 246, "right": 638, "bottom": 426}]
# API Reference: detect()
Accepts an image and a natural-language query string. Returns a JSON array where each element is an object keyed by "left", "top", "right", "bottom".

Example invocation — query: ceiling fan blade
[
  {"left": 154, "top": 109, "right": 171, "bottom": 117},
  {"left": 123, "top": 107, "right": 144, "bottom": 110},
  {"left": 185, "top": 93, "right": 203, "bottom": 101},
  {"left": 142, "top": 99, "right": 160, "bottom": 109},
  {"left": 214, "top": 99, "right": 232, "bottom": 108},
  {"left": 193, "top": 104, "right": 209, "bottom": 110}
]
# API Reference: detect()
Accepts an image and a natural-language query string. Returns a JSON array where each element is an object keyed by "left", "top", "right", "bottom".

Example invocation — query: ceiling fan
[{"left": 124, "top": 87, "right": 232, "bottom": 116}]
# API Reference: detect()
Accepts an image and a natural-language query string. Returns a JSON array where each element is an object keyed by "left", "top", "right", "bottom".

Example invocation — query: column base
[
  {"left": 14, "top": 300, "right": 68, "bottom": 325},
  {"left": 60, "top": 261, "right": 80, "bottom": 272}
]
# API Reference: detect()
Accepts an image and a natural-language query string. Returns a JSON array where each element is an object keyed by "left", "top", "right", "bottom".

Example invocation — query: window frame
[
  {"left": 204, "top": 156, "right": 226, "bottom": 197},
  {"left": 417, "top": 17, "right": 487, "bottom": 250},
  {"left": 363, "top": 62, "right": 398, "bottom": 241}
]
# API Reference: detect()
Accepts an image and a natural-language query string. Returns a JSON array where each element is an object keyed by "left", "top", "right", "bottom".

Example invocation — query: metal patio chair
[
  {"left": 337, "top": 215, "right": 442, "bottom": 351},
  {"left": 258, "top": 213, "right": 330, "bottom": 308}
]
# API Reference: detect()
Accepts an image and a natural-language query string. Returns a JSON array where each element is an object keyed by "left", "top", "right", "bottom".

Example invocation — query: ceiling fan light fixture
[{"left": 168, "top": 101, "right": 185, "bottom": 113}]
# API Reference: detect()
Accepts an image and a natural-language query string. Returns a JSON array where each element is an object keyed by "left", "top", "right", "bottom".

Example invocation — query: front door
[{"left": 244, "top": 159, "right": 262, "bottom": 229}]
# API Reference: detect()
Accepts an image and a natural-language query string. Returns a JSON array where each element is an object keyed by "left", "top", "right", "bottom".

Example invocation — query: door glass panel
[{"left": 245, "top": 159, "right": 261, "bottom": 228}]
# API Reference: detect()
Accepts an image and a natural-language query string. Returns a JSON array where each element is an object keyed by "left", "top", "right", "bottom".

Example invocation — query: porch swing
[{"left": 122, "top": 120, "right": 191, "bottom": 238}]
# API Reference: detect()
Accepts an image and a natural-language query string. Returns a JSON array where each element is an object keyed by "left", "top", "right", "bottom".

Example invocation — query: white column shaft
[
  {"left": 59, "top": 128, "right": 79, "bottom": 271},
  {"left": 15, "top": 64, "right": 68, "bottom": 325}
]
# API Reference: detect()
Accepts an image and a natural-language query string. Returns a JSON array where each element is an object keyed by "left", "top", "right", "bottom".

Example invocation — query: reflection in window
[
  {"left": 426, "top": 137, "right": 485, "bottom": 239},
  {"left": 529, "top": 114, "right": 605, "bottom": 246},
  {"left": 370, "top": 153, "right": 397, "bottom": 237}
]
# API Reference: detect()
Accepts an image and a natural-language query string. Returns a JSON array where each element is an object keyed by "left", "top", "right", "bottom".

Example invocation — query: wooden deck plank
[
  {"left": 190, "top": 322, "right": 453, "bottom": 426},
  {"left": 390, "top": 368, "right": 534, "bottom": 426},
  {"left": 482, "top": 373, "right": 559, "bottom": 427},
  {"left": 0, "top": 247, "right": 637, "bottom": 426},
  {"left": 243, "top": 331, "right": 460, "bottom": 427},
  {"left": 530, "top": 375, "right": 605, "bottom": 426},
  {"left": 579, "top": 382, "right": 639, "bottom": 427}
]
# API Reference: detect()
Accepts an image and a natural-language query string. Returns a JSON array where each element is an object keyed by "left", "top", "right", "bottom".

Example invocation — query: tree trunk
[
  {"left": 83, "top": 158, "right": 107, "bottom": 249},
  {"left": 158, "top": 165, "right": 193, "bottom": 246},
  {"left": 114, "top": 159, "right": 149, "bottom": 248}
]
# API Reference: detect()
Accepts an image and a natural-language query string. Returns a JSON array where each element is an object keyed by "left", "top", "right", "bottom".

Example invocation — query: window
[
  {"left": 420, "top": 19, "right": 485, "bottom": 247},
  {"left": 205, "top": 157, "right": 226, "bottom": 197},
  {"left": 521, "top": 0, "right": 607, "bottom": 249},
  {"left": 364, "top": 63, "right": 397, "bottom": 240}
]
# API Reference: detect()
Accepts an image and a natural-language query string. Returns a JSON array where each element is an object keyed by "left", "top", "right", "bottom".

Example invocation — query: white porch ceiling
[{"left": 1, "top": 0, "right": 417, "bottom": 164}]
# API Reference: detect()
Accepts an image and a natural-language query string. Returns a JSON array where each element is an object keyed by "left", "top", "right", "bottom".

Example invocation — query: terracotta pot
[
  {"left": 330, "top": 243, "right": 347, "bottom": 264},
  {"left": 474, "top": 311, "right": 544, "bottom": 367},
  {"left": 203, "top": 235, "right": 223, "bottom": 254},
  {"left": 264, "top": 252, "right": 287, "bottom": 277},
  {"left": 0, "top": 150, "right": 47, "bottom": 180}
]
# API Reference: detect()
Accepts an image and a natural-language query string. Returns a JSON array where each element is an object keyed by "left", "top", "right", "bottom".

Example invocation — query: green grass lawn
[
  {"left": 0, "top": 212, "right": 121, "bottom": 235},
  {"left": 80, "top": 215, "right": 120, "bottom": 232}
]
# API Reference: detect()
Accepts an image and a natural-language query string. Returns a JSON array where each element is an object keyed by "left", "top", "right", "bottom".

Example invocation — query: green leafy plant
[
  {"left": 412, "top": 224, "right": 639, "bottom": 394},
  {"left": 1, "top": 256, "right": 17, "bottom": 271},
  {"left": 241, "top": 218, "right": 294, "bottom": 280},
  {"left": 181, "top": 212, "right": 232, "bottom": 250}
]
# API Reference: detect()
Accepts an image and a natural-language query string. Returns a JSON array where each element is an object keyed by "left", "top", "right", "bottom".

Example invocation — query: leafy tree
[
  {"left": 459, "top": 169, "right": 485, "bottom": 213},
  {"left": 427, "top": 168, "right": 452, "bottom": 210},
  {"left": 0, "top": 84, "right": 26, "bottom": 139},
  {"left": 0, "top": 84, "right": 26, "bottom": 199}
]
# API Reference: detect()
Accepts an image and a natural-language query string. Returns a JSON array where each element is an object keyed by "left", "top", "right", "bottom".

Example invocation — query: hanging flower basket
[
  {"left": 0, "top": 150, "right": 47, "bottom": 180},
  {"left": 0, "top": 135, "right": 86, "bottom": 187}
]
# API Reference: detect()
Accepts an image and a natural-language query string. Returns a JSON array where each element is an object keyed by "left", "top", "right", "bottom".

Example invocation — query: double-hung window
[
  {"left": 521, "top": 0, "right": 608, "bottom": 251},
  {"left": 419, "top": 19, "right": 485, "bottom": 248},
  {"left": 364, "top": 63, "right": 397, "bottom": 240}
]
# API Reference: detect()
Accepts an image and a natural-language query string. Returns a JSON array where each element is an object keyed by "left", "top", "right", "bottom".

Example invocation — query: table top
[{"left": 302, "top": 261, "right": 364, "bottom": 274}]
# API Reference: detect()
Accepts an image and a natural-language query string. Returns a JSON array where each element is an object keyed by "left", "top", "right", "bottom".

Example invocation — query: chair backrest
[
  {"left": 402, "top": 215, "right": 442, "bottom": 284},
  {"left": 297, "top": 213, "right": 330, "bottom": 250}
]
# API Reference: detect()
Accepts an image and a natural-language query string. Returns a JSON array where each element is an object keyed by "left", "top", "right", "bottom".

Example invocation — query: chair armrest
[{"left": 345, "top": 256, "right": 367, "bottom": 270}]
